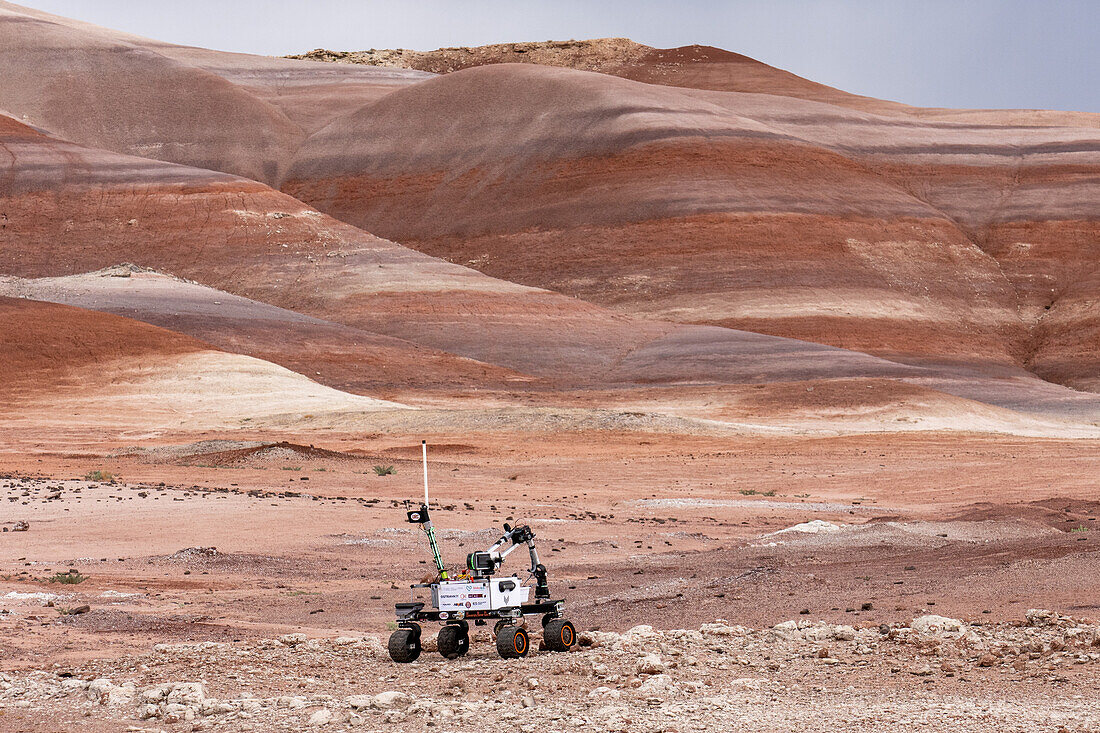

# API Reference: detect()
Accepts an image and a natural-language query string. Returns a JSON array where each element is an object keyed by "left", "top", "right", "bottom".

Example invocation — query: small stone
[
  {"left": 166, "top": 682, "right": 205, "bottom": 706},
  {"left": 978, "top": 654, "right": 998, "bottom": 667},
  {"left": 308, "top": 708, "right": 334, "bottom": 726},
  {"left": 88, "top": 678, "right": 135, "bottom": 706},
  {"left": 279, "top": 633, "right": 308, "bottom": 646},
  {"left": 11, "top": 520, "right": 29, "bottom": 532},
  {"left": 1025, "top": 609, "right": 1057, "bottom": 627},
  {"left": 370, "top": 691, "right": 411, "bottom": 709},
  {"left": 912, "top": 615, "right": 964, "bottom": 635},
  {"left": 635, "top": 654, "right": 666, "bottom": 675},
  {"left": 831, "top": 625, "right": 856, "bottom": 641}
]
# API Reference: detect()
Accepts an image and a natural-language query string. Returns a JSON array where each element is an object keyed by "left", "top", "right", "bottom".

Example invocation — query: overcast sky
[{"left": 20, "top": 0, "right": 1100, "bottom": 112}]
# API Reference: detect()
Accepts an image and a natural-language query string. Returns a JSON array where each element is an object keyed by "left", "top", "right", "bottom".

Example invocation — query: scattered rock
[
  {"left": 912, "top": 615, "right": 964, "bottom": 635},
  {"left": 345, "top": 695, "right": 372, "bottom": 710},
  {"left": 308, "top": 708, "right": 334, "bottom": 726},
  {"left": 170, "top": 546, "right": 218, "bottom": 559},
  {"left": 699, "top": 621, "right": 741, "bottom": 637},
  {"left": 831, "top": 625, "right": 856, "bottom": 641},
  {"left": 1025, "top": 609, "right": 1058, "bottom": 627},
  {"left": 370, "top": 691, "right": 411, "bottom": 709},
  {"left": 279, "top": 633, "right": 308, "bottom": 647},
  {"left": 635, "top": 653, "right": 666, "bottom": 675},
  {"left": 87, "top": 678, "right": 135, "bottom": 706}
]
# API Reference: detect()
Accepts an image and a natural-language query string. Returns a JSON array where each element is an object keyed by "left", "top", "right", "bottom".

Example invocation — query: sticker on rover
[{"left": 438, "top": 581, "right": 491, "bottom": 611}]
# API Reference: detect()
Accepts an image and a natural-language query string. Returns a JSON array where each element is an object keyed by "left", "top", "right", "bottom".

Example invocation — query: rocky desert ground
[{"left": 2, "top": 3, "right": 1100, "bottom": 731}]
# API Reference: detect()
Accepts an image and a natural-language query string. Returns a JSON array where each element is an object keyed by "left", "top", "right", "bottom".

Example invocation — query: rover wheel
[
  {"left": 543, "top": 619, "right": 576, "bottom": 652},
  {"left": 388, "top": 626, "right": 422, "bottom": 663},
  {"left": 437, "top": 624, "right": 470, "bottom": 659},
  {"left": 496, "top": 625, "right": 530, "bottom": 659}
]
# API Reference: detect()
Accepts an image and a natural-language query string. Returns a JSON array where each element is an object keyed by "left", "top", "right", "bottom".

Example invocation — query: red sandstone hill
[
  {"left": 2, "top": 2, "right": 1100, "bottom": 436},
  {"left": 0, "top": 110, "right": 943, "bottom": 399},
  {"left": 280, "top": 39, "right": 1100, "bottom": 389},
  {"left": 280, "top": 63, "right": 1100, "bottom": 386}
]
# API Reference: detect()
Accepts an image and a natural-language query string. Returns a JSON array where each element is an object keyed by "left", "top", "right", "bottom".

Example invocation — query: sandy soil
[{"left": 2, "top": 432, "right": 1099, "bottom": 731}]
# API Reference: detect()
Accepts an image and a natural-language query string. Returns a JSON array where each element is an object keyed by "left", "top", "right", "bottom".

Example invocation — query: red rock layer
[
  {"left": 0, "top": 113, "right": 929, "bottom": 393},
  {"left": 281, "top": 65, "right": 1023, "bottom": 365},
  {"left": 0, "top": 297, "right": 207, "bottom": 400}
]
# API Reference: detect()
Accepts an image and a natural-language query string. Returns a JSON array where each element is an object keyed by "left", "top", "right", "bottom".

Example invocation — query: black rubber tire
[
  {"left": 388, "top": 627, "right": 422, "bottom": 663},
  {"left": 437, "top": 625, "right": 470, "bottom": 659},
  {"left": 544, "top": 619, "right": 576, "bottom": 652},
  {"left": 496, "top": 625, "right": 530, "bottom": 659}
]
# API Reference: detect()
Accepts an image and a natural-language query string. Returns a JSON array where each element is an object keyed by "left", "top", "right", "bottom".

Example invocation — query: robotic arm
[{"left": 467, "top": 523, "right": 551, "bottom": 599}]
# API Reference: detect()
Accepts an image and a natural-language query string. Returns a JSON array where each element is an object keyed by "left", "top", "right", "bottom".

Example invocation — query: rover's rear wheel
[{"left": 544, "top": 619, "right": 576, "bottom": 652}]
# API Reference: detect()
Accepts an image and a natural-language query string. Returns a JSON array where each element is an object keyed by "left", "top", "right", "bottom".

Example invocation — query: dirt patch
[{"left": 953, "top": 498, "right": 1100, "bottom": 533}]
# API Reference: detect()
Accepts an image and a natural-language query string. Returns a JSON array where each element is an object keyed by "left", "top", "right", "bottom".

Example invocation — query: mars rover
[{"left": 387, "top": 442, "right": 576, "bottom": 662}]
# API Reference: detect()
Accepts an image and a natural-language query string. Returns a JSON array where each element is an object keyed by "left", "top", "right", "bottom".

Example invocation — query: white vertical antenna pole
[{"left": 421, "top": 440, "right": 429, "bottom": 507}]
